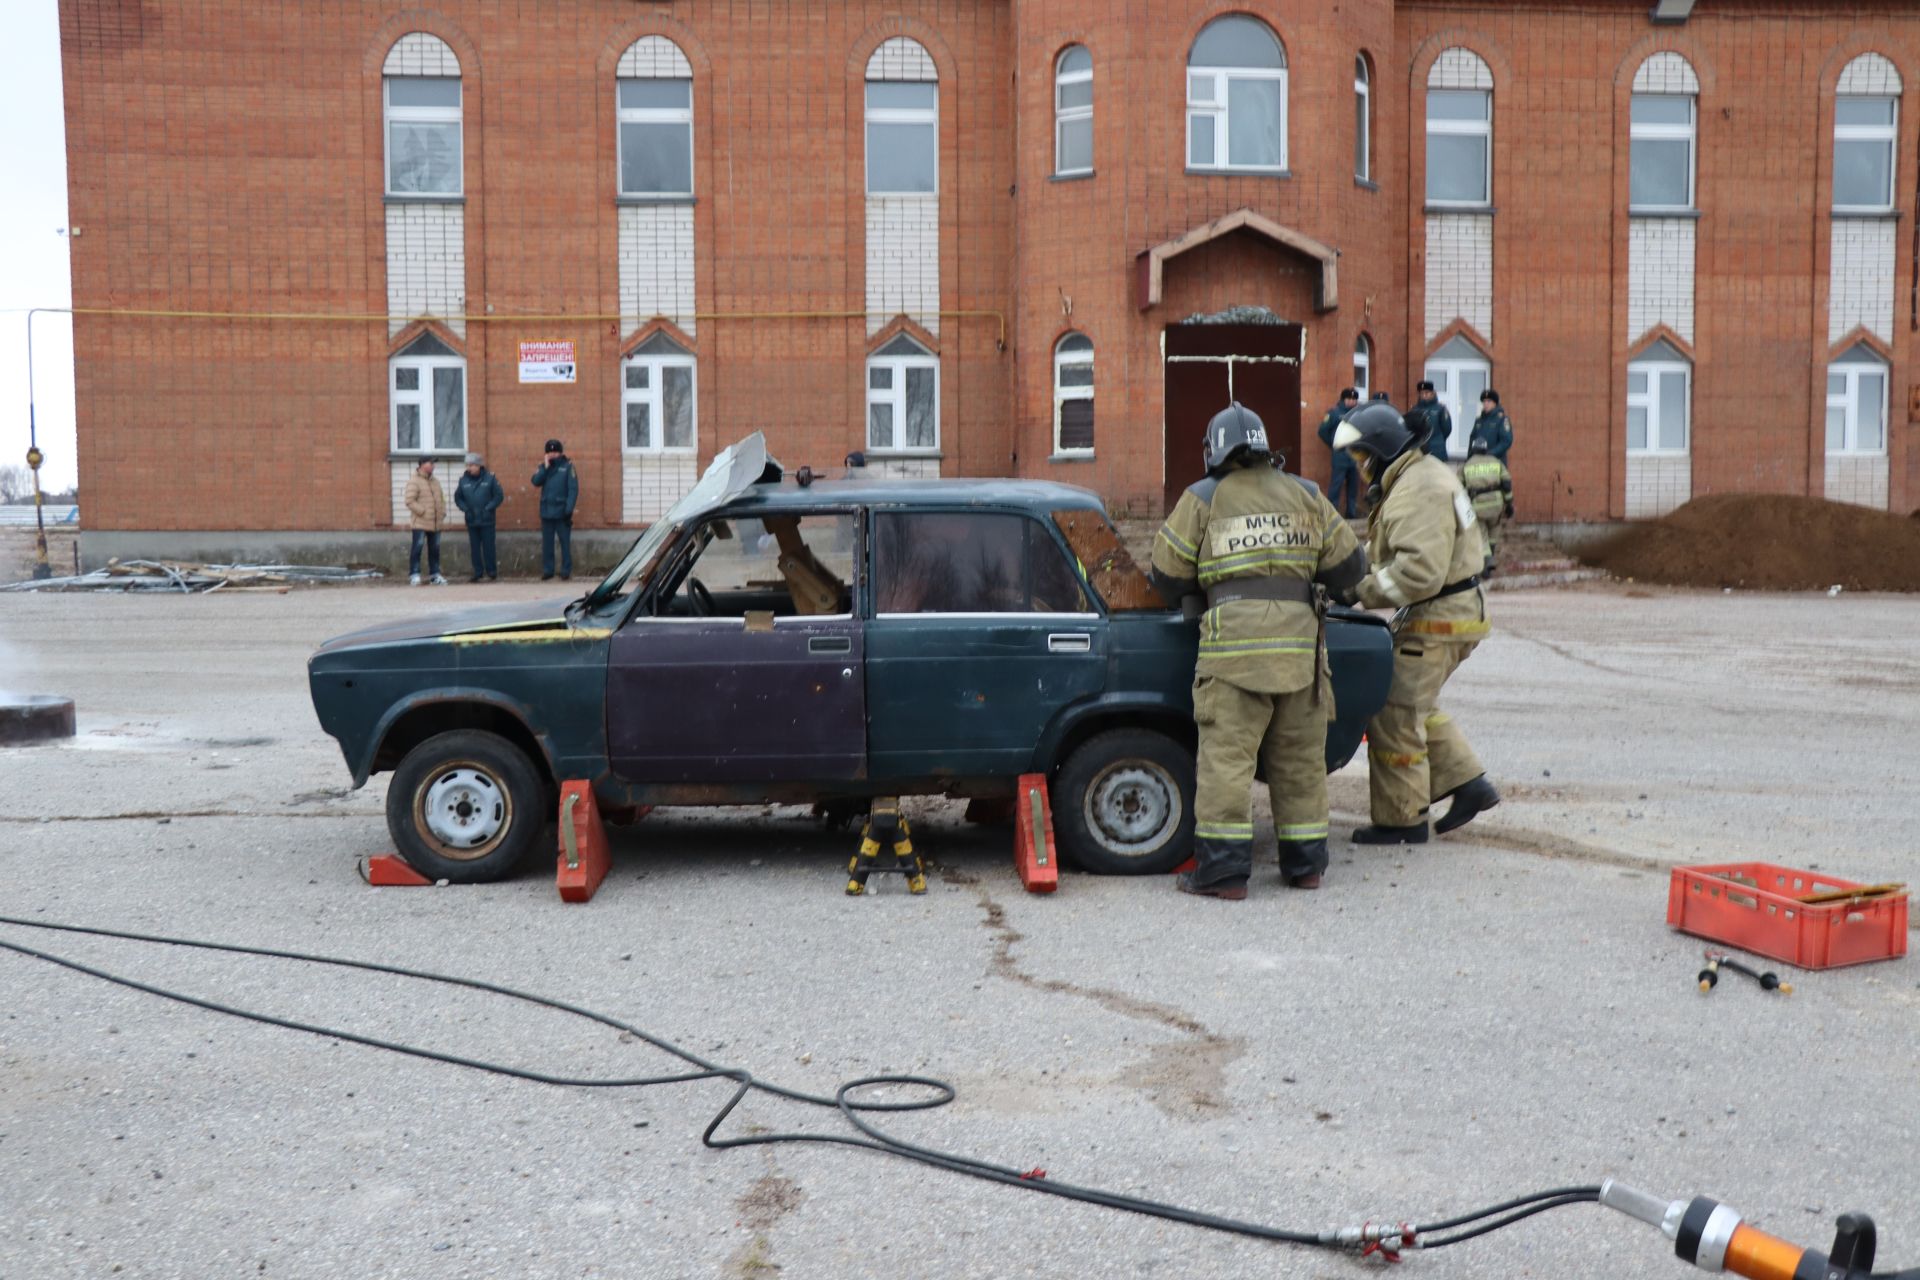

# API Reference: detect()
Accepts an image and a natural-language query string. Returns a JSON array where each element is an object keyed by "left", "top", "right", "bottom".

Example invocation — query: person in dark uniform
[
  {"left": 1316, "top": 386, "right": 1363, "bottom": 518},
  {"left": 1469, "top": 389, "right": 1513, "bottom": 466},
  {"left": 1407, "top": 381, "right": 1454, "bottom": 463}
]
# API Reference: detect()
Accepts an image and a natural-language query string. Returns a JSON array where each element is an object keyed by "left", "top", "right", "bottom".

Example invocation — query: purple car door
[{"left": 607, "top": 511, "right": 866, "bottom": 783}]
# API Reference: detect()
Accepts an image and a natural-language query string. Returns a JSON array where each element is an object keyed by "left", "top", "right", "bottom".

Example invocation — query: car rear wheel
[
  {"left": 1052, "top": 729, "right": 1194, "bottom": 876},
  {"left": 387, "top": 729, "right": 546, "bottom": 883}
]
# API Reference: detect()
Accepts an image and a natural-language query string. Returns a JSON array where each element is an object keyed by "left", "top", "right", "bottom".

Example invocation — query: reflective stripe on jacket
[{"left": 1150, "top": 464, "right": 1365, "bottom": 694}]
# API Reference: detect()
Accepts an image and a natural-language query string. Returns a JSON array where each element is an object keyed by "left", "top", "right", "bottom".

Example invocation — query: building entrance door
[{"left": 1162, "top": 322, "right": 1304, "bottom": 510}]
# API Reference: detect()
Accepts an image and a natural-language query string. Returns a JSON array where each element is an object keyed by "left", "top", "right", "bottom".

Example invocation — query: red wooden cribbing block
[
  {"left": 556, "top": 780, "right": 612, "bottom": 904},
  {"left": 359, "top": 854, "right": 435, "bottom": 886},
  {"left": 1014, "top": 773, "right": 1059, "bottom": 895}
]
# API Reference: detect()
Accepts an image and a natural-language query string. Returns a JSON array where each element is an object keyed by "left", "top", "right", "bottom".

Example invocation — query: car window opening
[{"left": 646, "top": 513, "right": 857, "bottom": 619}]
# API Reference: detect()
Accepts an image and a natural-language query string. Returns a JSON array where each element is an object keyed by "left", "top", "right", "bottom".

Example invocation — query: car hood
[{"left": 313, "top": 597, "right": 585, "bottom": 655}]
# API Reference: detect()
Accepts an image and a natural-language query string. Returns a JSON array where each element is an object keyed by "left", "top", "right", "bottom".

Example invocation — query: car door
[
  {"left": 607, "top": 510, "right": 866, "bottom": 784},
  {"left": 864, "top": 510, "right": 1106, "bottom": 781}
]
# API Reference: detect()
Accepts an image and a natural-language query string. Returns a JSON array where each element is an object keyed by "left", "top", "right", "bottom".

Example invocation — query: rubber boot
[
  {"left": 1175, "top": 872, "right": 1248, "bottom": 901},
  {"left": 1435, "top": 774, "right": 1500, "bottom": 835},
  {"left": 1277, "top": 838, "right": 1330, "bottom": 890},
  {"left": 1352, "top": 821, "right": 1429, "bottom": 845}
]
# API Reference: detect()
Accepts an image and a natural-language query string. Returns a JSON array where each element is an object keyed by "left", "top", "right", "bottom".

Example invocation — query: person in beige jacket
[
  {"left": 1332, "top": 401, "right": 1501, "bottom": 843},
  {"left": 403, "top": 458, "right": 449, "bottom": 586}
]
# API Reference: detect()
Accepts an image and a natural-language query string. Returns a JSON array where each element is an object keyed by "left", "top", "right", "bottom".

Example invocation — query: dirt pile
[{"left": 1582, "top": 493, "right": 1920, "bottom": 591}]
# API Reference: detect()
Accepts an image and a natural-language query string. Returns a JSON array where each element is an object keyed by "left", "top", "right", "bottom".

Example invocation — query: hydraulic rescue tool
[
  {"left": 1600, "top": 1179, "right": 1920, "bottom": 1279},
  {"left": 1698, "top": 950, "right": 1792, "bottom": 995},
  {"left": 846, "top": 797, "right": 927, "bottom": 895}
]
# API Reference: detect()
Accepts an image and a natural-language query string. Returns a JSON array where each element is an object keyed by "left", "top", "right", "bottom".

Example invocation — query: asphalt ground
[{"left": 1, "top": 582, "right": 1916, "bottom": 1279}]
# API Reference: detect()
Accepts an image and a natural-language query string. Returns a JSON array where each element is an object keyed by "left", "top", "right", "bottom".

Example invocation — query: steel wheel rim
[
  {"left": 417, "top": 762, "right": 510, "bottom": 859},
  {"left": 1084, "top": 760, "right": 1180, "bottom": 856}
]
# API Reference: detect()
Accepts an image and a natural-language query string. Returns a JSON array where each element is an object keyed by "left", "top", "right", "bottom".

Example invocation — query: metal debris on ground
[{"left": 1, "top": 559, "right": 383, "bottom": 593}]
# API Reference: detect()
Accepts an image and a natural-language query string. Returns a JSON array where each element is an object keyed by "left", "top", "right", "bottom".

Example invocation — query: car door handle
[
  {"left": 1047, "top": 633, "right": 1092, "bottom": 653},
  {"left": 808, "top": 635, "right": 853, "bottom": 655}
]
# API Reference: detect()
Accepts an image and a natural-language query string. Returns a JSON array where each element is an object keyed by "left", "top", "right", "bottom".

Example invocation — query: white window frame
[
  {"left": 616, "top": 76, "right": 694, "bottom": 198},
  {"left": 1186, "top": 23, "right": 1288, "bottom": 174},
  {"left": 1425, "top": 89, "right": 1491, "bottom": 208},
  {"left": 865, "top": 81, "right": 939, "bottom": 196},
  {"left": 390, "top": 351, "right": 468, "bottom": 454},
  {"left": 1055, "top": 47, "right": 1093, "bottom": 177},
  {"left": 1355, "top": 55, "right": 1372, "bottom": 181},
  {"left": 1629, "top": 93, "right": 1696, "bottom": 212},
  {"left": 1834, "top": 94, "right": 1899, "bottom": 214},
  {"left": 1826, "top": 352, "right": 1889, "bottom": 455},
  {"left": 1424, "top": 351, "right": 1491, "bottom": 458},
  {"left": 1053, "top": 334, "right": 1094, "bottom": 457},
  {"left": 1626, "top": 354, "right": 1691, "bottom": 457},
  {"left": 383, "top": 76, "right": 463, "bottom": 197},
  {"left": 1353, "top": 334, "right": 1372, "bottom": 399},
  {"left": 866, "top": 343, "right": 940, "bottom": 454},
  {"left": 622, "top": 350, "right": 698, "bottom": 455}
]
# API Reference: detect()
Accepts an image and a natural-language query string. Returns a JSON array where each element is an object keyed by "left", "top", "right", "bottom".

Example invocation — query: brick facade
[{"left": 57, "top": 0, "right": 1920, "bottom": 543}]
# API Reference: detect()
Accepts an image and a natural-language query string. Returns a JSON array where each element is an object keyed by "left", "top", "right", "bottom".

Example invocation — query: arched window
[
  {"left": 1628, "top": 338, "right": 1691, "bottom": 456},
  {"left": 1426, "top": 48, "right": 1492, "bottom": 207},
  {"left": 1186, "top": 15, "right": 1286, "bottom": 172},
  {"left": 1055, "top": 46, "right": 1093, "bottom": 176},
  {"left": 1835, "top": 54, "right": 1903, "bottom": 213},
  {"left": 1630, "top": 54, "right": 1699, "bottom": 212},
  {"left": 1352, "top": 333, "right": 1372, "bottom": 399},
  {"left": 1054, "top": 333, "right": 1094, "bottom": 455},
  {"left": 383, "top": 34, "right": 462, "bottom": 196},
  {"left": 867, "top": 334, "right": 939, "bottom": 452},
  {"left": 1354, "top": 54, "right": 1372, "bottom": 181},
  {"left": 1424, "top": 334, "right": 1489, "bottom": 457},
  {"left": 1827, "top": 344, "right": 1888, "bottom": 454},
  {"left": 623, "top": 331, "right": 696, "bottom": 453},
  {"left": 866, "top": 39, "right": 938, "bottom": 195},
  {"left": 390, "top": 330, "right": 466, "bottom": 453},
  {"left": 618, "top": 36, "right": 694, "bottom": 197}
]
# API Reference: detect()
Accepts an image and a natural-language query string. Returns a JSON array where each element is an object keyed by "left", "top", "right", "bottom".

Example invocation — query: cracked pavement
[{"left": 1, "top": 583, "right": 1916, "bottom": 1279}]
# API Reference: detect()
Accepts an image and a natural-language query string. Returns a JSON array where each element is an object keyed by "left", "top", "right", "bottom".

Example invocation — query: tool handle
[{"left": 1722, "top": 1223, "right": 1807, "bottom": 1280}]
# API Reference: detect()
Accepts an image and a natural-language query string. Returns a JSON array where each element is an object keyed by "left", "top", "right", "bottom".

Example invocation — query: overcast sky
[{"left": 0, "top": 0, "right": 75, "bottom": 492}]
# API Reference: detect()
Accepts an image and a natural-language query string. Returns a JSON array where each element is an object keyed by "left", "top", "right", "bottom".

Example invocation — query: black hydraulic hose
[{"left": 0, "top": 914, "right": 1598, "bottom": 1253}]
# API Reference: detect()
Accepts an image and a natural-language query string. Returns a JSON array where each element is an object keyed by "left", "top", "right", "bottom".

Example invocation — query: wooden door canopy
[{"left": 1136, "top": 208, "right": 1339, "bottom": 314}]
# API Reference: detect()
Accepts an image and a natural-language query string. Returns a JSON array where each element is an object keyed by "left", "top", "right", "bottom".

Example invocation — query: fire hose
[{"left": 0, "top": 915, "right": 1911, "bottom": 1273}]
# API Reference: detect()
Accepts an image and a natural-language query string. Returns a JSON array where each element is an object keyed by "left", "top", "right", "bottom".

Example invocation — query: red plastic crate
[{"left": 1667, "top": 862, "right": 1907, "bottom": 970}]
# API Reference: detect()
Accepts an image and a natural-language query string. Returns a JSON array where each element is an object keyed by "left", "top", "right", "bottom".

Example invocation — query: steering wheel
[{"left": 686, "top": 577, "right": 715, "bottom": 617}]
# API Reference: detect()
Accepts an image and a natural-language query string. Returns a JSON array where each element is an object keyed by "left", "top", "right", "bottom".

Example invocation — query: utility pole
[{"left": 25, "top": 307, "right": 53, "bottom": 579}]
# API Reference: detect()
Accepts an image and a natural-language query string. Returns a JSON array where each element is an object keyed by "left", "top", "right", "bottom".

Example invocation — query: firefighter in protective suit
[
  {"left": 1331, "top": 402, "right": 1501, "bottom": 843},
  {"left": 1150, "top": 403, "right": 1369, "bottom": 899}
]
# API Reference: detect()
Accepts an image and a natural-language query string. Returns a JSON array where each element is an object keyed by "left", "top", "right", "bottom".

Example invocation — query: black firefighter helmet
[
  {"left": 1332, "top": 400, "right": 1420, "bottom": 464},
  {"left": 1203, "top": 402, "right": 1274, "bottom": 475}
]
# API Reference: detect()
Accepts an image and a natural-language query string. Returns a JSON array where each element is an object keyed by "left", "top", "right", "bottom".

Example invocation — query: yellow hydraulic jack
[{"left": 846, "top": 798, "right": 927, "bottom": 895}]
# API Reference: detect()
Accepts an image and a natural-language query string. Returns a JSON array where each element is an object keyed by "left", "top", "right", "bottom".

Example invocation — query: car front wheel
[
  {"left": 1051, "top": 729, "right": 1194, "bottom": 876},
  {"left": 387, "top": 729, "right": 546, "bottom": 883}
]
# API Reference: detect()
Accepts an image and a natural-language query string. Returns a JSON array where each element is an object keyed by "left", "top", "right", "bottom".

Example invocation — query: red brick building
[{"left": 58, "top": 0, "right": 1920, "bottom": 563}]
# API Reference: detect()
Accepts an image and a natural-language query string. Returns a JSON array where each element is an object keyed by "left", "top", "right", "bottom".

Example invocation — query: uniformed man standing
[
  {"left": 1151, "top": 403, "right": 1369, "bottom": 899},
  {"left": 1469, "top": 389, "right": 1513, "bottom": 465},
  {"left": 1332, "top": 402, "right": 1500, "bottom": 843},
  {"left": 1316, "top": 386, "right": 1362, "bottom": 518},
  {"left": 1406, "top": 380, "right": 1454, "bottom": 462}
]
